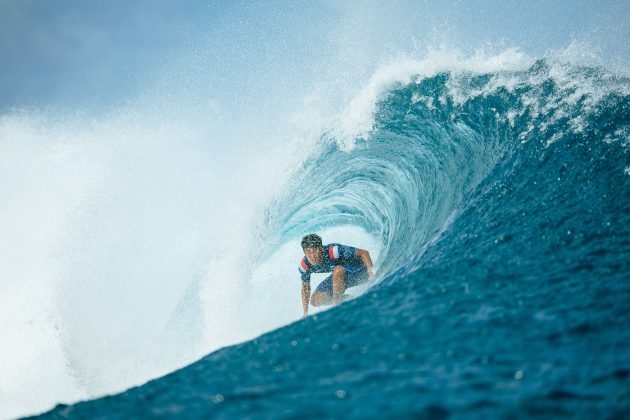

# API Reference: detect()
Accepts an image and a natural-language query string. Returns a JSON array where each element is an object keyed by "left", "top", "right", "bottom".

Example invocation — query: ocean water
[
  {"left": 1, "top": 3, "right": 629, "bottom": 419},
  {"left": 18, "top": 55, "right": 629, "bottom": 418}
]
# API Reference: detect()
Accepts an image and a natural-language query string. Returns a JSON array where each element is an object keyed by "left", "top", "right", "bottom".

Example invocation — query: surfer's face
[{"left": 304, "top": 247, "right": 323, "bottom": 265}]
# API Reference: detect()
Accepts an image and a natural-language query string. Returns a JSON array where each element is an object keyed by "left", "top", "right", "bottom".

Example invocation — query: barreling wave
[
  {"left": 34, "top": 57, "right": 630, "bottom": 418},
  {"left": 267, "top": 58, "right": 629, "bottom": 282}
]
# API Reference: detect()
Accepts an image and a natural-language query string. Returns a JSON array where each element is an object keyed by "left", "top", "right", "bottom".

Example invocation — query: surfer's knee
[{"left": 332, "top": 265, "right": 345, "bottom": 277}]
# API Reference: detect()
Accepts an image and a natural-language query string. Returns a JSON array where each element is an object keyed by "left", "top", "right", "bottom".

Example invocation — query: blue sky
[{"left": 0, "top": 0, "right": 628, "bottom": 112}]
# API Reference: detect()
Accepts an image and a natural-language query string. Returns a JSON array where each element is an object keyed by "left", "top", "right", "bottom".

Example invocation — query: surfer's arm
[
  {"left": 301, "top": 282, "right": 311, "bottom": 318},
  {"left": 356, "top": 249, "right": 374, "bottom": 279}
]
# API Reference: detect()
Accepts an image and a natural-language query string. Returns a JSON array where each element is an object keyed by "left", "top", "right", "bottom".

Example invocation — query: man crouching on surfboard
[{"left": 299, "top": 233, "right": 374, "bottom": 318}]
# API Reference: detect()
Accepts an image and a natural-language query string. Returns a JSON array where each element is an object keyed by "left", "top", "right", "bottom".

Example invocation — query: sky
[{"left": 0, "top": 0, "right": 628, "bottom": 113}]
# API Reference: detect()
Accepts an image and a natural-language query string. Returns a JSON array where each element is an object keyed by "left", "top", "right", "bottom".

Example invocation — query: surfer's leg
[
  {"left": 310, "top": 268, "right": 349, "bottom": 307},
  {"left": 310, "top": 275, "right": 333, "bottom": 307},
  {"left": 310, "top": 291, "right": 332, "bottom": 306},
  {"left": 332, "top": 265, "right": 346, "bottom": 305}
]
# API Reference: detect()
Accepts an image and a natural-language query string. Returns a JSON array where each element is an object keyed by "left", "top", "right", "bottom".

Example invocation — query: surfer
[{"left": 299, "top": 233, "right": 374, "bottom": 318}]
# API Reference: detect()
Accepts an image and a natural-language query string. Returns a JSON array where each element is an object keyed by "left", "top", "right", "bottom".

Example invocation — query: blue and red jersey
[{"left": 298, "top": 243, "right": 364, "bottom": 284}]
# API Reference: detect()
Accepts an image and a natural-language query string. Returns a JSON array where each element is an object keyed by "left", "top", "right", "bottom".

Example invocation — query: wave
[
  {"left": 35, "top": 54, "right": 630, "bottom": 417},
  {"left": 267, "top": 56, "right": 629, "bottom": 281},
  {"left": 4, "top": 50, "right": 630, "bottom": 418}
]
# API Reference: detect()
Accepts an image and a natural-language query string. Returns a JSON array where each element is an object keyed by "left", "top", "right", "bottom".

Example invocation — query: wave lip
[{"left": 331, "top": 48, "right": 533, "bottom": 147}]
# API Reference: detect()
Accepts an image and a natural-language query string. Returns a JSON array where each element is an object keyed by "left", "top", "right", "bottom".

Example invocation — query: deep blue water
[{"left": 34, "top": 60, "right": 630, "bottom": 418}]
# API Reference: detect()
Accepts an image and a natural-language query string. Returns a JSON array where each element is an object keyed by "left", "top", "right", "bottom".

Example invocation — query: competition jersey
[{"left": 298, "top": 243, "right": 364, "bottom": 284}]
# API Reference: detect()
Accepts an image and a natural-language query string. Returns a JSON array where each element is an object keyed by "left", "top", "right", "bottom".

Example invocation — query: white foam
[
  {"left": 331, "top": 44, "right": 629, "bottom": 152},
  {"left": 333, "top": 47, "right": 533, "bottom": 147},
  {"left": 0, "top": 106, "right": 306, "bottom": 418}
]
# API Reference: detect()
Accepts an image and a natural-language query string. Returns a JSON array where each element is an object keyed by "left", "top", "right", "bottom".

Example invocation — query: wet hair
[{"left": 301, "top": 233, "right": 323, "bottom": 249}]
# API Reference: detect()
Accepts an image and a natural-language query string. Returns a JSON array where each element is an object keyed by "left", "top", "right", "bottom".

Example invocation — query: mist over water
[
  {"left": 1, "top": 1, "right": 629, "bottom": 418},
  {"left": 0, "top": 89, "right": 315, "bottom": 416}
]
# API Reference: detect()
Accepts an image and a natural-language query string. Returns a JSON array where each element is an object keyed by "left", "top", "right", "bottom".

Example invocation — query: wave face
[{"left": 36, "top": 59, "right": 630, "bottom": 418}]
